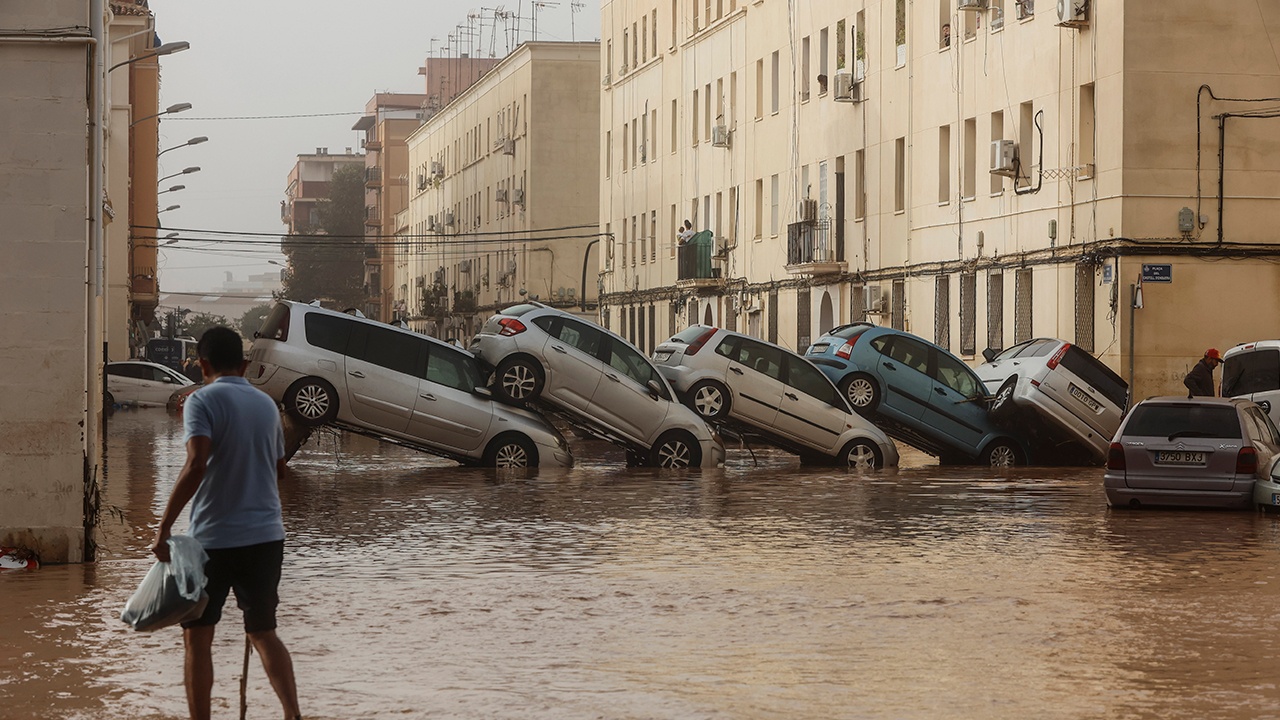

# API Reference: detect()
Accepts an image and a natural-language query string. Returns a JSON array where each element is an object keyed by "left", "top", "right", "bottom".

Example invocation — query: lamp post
[
  {"left": 158, "top": 136, "right": 207, "bottom": 157},
  {"left": 108, "top": 40, "right": 189, "bottom": 72},
  {"left": 158, "top": 184, "right": 185, "bottom": 195},
  {"left": 158, "top": 166, "right": 200, "bottom": 184},
  {"left": 130, "top": 102, "right": 191, "bottom": 128}
]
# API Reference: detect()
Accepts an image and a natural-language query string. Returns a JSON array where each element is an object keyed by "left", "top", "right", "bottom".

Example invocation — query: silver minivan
[
  {"left": 1222, "top": 341, "right": 1280, "bottom": 427},
  {"left": 246, "top": 301, "right": 572, "bottom": 468}
]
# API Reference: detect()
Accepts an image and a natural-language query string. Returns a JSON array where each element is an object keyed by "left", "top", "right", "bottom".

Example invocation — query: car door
[
  {"left": 144, "top": 365, "right": 186, "bottom": 406},
  {"left": 106, "top": 364, "right": 142, "bottom": 403},
  {"left": 923, "top": 351, "right": 993, "bottom": 455},
  {"left": 774, "top": 355, "right": 850, "bottom": 454},
  {"left": 342, "top": 323, "right": 424, "bottom": 433},
  {"left": 1243, "top": 406, "right": 1280, "bottom": 476},
  {"left": 532, "top": 316, "right": 603, "bottom": 412},
  {"left": 870, "top": 335, "right": 933, "bottom": 422},
  {"left": 589, "top": 337, "right": 673, "bottom": 446},
  {"left": 722, "top": 337, "right": 787, "bottom": 428},
  {"left": 407, "top": 343, "right": 494, "bottom": 453}
]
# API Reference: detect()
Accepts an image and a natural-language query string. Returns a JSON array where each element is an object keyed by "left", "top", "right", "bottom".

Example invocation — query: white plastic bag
[{"left": 121, "top": 535, "right": 210, "bottom": 632}]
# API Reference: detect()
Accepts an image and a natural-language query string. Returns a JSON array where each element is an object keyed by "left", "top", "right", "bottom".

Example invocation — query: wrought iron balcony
[
  {"left": 785, "top": 220, "right": 845, "bottom": 275},
  {"left": 365, "top": 165, "right": 382, "bottom": 187},
  {"left": 676, "top": 231, "right": 722, "bottom": 289}
]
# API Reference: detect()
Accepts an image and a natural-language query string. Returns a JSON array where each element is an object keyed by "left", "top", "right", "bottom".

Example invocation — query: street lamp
[
  {"left": 109, "top": 40, "right": 190, "bottom": 72},
  {"left": 130, "top": 102, "right": 192, "bottom": 128},
  {"left": 158, "top": 184, "right": 185, "bottom": 195},
  {"left": 158, "top": 166, "right": 200, "bottom": 184},
  {"left": 158, "top": 204, "right": 180, "bottom": 214},
  {"left": 158, "top": 136, "right": 208, "bottom": 157}
]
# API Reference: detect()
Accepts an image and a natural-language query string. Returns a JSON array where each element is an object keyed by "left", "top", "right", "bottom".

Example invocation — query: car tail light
[
  {"left": 684, "top": 327, "right": 720, "bottom": 356},
  {"left": 1236, "top": 446, "right": 1258, "bottom": 475},
  {"left": 1046, "top": 343, "right": 1071, "bottom": 370},
  {"left": 497, "top": 318, "right": 526, "bottom": 336},
  {"left": 1106, "top": 442, "right": 1126, "bottom": 471},
  {"left": 834, "top": 333, "right": 862, "bottom": 360}
]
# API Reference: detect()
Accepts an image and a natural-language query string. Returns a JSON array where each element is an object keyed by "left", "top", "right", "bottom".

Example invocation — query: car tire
[
  {"left": 686, "top": 380, "right": 731, "bottom": 422},
  {"left": 104, "top": 391, "right": 115, "bottom": 407},
  {"left": 485, "top": 433, "right": 538, "bottom": 468},
  {"left": 983, "top": 439, "right": 1021, "bottom": 468},
  {"left": 284, "top": 377, "right": 339, "bottom": 427},
  {"left": 839, "top": 439, "right": 882, "bottom": 470},
  {"left": 494, "top": 357, "right": 544, "bottom": 404},
  {"left": 840, "top": 373, "right": 880, "bottom": 416},
  {"left": 990, "top": 376, "right": 1018, "bottom": 420},
  {"left": 649, "top": 431, "right": 702, "bottom": 469}
]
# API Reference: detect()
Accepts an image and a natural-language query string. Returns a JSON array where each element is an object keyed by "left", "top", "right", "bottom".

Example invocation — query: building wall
[{"left": 0, "top": 0, "right": 96, "bottom": 562}]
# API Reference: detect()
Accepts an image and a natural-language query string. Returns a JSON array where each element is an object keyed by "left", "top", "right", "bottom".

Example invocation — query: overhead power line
[{"left": 165, "top": 111, "right": 364, "bottom": 121}]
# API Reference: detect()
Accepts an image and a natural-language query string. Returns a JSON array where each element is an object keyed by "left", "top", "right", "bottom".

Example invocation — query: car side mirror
[
  {"left": 981, "top": 348, "right": 997, "bottom": 363},
  {"left": 646, "top": 379, "right": 663, "bottom": 400},
  {"left": 472, "top": 386, "right": 493, "bottom": 399}
]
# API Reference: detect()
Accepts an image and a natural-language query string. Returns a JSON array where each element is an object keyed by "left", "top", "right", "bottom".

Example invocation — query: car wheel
[
  {"left": 649, "top": 431, "right": 702, "bottom": 469},
  {"left": 104, "top": 391, "right": 115, "bottom": 407},
  {"left": 284, "top": 378, "right": 339, "bottom": 427},
  {"left": 840, "top": 373, "right": 880, "bottom": 415},
  {"left": 486, "top": 433, "right": 538, "bottom": 468},
  {"left": 686, "top": 380, "right": 731, "bottom": 421},
  {"left": 984, "top": 439, "right": 1021, "bottom": 468},
  {"left": 990, "top": 376, "right": 1018, "bottom": 419},
  {"left": 840, "top": 439, "right": 881, "bottom": 470},
  {"left": 495, "top": 357, "right": 544, "bottom": 403}
]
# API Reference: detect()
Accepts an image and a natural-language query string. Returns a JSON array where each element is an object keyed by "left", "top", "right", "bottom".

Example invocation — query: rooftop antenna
[
  {"left": 532, "top": 1, "right": 559, "bottom": 41},
  {"left": 570, "top": 0, "right": 583, "bottom": 41}
]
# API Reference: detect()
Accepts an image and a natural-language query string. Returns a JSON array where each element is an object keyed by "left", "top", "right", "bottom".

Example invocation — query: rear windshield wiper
[{"left": 1167, "top": 430, "right": 1213, "bottom": 440}]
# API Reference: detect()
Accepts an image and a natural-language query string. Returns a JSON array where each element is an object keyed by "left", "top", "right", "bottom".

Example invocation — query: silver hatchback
[
  {"left": 1104, "top": 397, "right": 1280, "bottom": 509},
  {"left": 653, "top": 326, "right": 899, "bottom": 469},
  {"left": 469, "top": 303, "right": 724, "bottom": 469}
]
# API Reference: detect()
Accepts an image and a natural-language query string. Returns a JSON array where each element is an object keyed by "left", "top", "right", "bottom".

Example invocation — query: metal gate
[
  {"left": 1074, "top": 263, "right": 1095, "bottom": 352},
  {"left": 935, "top": 275, "right": 950, "bottom": 350},
  {"left": 768, "top": 289, "right": 779, "bottom": 343},
  {"left": 890, "top": 279, "right": 905, "bottom": 330},
  {"left": 1014, "top": 268, "right": 1033, "bottom": 343},
  {"left": 960, "top": 272, "right": 977, "bottom": 356},
  {"left": 797, "top": 289, "right": 811, "bottom": 349},
  {"left": 987, "top": 272, "right": 1003, "bottom": 353}
]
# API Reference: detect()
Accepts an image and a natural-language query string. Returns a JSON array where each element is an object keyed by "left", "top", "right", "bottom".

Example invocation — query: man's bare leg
[
  {"left": 183, "top": 626, "right": 216, "bottom": 720},
  {"left": 248, "top": 629, "right": 301, "bottom": 719}
]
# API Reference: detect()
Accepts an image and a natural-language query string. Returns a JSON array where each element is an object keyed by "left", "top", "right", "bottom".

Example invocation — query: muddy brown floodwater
[{"left": 4, "top": 411, "right": 1280, "bottom": 719}]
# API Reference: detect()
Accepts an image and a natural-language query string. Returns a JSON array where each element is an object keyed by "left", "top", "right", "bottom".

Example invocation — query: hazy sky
[{"left": 148, "top": 0, "right": 599, "bottom": 293}]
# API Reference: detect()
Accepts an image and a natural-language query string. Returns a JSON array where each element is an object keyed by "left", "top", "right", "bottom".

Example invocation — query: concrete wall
[{"left": 0, "top": 0, "right": 95, "bottom": 562}]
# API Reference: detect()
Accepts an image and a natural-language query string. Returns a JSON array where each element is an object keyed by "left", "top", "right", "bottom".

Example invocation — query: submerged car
[
  {"left": 470, "top": 303, "right": 724, "bottom": 469},
  {"left": 1222, "top": 341, "right": 1280, "bottom": 427},
  {"left": 975, "top": 338, "right": 1128, "bottom": 464},
  {"left": 246, "top": 301, "right": 572, "bottom": 469},
  {"left": 1104, "top": 396, "right": 1280, "bottom": 509},
  {"left": 106, "top": 360, "right": 194, "bottom": 407},
  {"left": 806, "top": 324, "right": 1028, "bottom": 466},
  {"left": 652, "top": 326, "right": 899, "bottom": 469}
]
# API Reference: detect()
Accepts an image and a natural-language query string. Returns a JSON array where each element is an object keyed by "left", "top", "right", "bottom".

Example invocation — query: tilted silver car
[
  {"left": 246, "top": 301, "right": 572, "bottom": 469},
  {"left": 469, "top": 303, "right": 725, "bottom": 469},
  {"left": 1104, "top": 396, "right": 1280, "bottom": 509},
  {"left": 652, "top": 326, "right": 899, "bottom": 469}
]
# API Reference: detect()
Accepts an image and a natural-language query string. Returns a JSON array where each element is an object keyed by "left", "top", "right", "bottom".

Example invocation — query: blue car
[{"left": 805, "top": 324, "right": 1030, "bottom": 466}]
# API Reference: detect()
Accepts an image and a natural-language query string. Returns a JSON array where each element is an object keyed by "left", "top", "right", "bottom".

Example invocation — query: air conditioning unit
[
  {"left": 502, "top": 138, "right": 515, "bottom": 155},
  {"left": 958, "top": 0, "right": 987, "bottom": 10},
  {"left": 990, "top": 139, "right": 1017, "bottom": 177},
  {"left": 864, "top": 284, "right": 887, "bottom": 313},
  {"left": 416, "top": 174, "right": 427, "bottom": 191},
  {"left": 602, "top": 73, "right": 611, "bottom": 86},
  {"left": 459, "top": 259, "right": 471, "bottom": 274},
  {"left": 495, "top": 188, "right": 509, "bottom": 203},
  {"left": 512, "top": 188, "right": 525, "bottom": 206},
  {"left": 798, "top": 198, "right": 818, "bottom": 223},
  {"left": 442, "top": 211, "right": 455, "bottom": 226},
  {"left": 833, "top": 70, "right": 862, "bottom": 103},
  {"left": 430, "top": 161, "right": 444, "bottom": 177},
  {"left": 1015, "top": 0, "right": 1034, "bottom": 20},
  {"left": 1056, "top": 0, "right": 1088, "bottom": 27},
  {"left": 712, "top": 125, "right": 730, "bottom": 148}
]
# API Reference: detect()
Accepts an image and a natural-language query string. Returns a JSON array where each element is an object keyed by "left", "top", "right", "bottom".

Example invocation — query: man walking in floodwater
[
  {"left": 1183, "top": 347, "right": 1223, "bottom": 397},
  {"left": 151, "top": 326, "right": 302, "bottom": 720}
]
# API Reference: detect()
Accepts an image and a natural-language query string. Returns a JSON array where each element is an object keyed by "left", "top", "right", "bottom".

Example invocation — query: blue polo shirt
[{"left": 182, "top": 376, "right": 286, "bottom": 550}]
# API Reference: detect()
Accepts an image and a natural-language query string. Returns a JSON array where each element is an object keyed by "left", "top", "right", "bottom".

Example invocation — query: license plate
[
  {"left": 810, "top": 343, "right": 829, "bottom": 355},
  {"left": 1069, "top": 383, "right": 1101, "bottom": 413},
  {"left": 1155, "top": 451, "right": 1206, "bottom": 465},
  {"left": 653, "top": 351, "right": 673, "bottom": 363}
]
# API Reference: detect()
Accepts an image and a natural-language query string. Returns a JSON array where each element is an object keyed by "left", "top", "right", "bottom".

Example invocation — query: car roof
[
  {"left": 1224, "top": 341, "right": 1280, "bottom": 357},
  {"left": 109, "top": 360, "right": 173, "bottom": 369},
  {"left": 705, "top": 326, "right": 805, "bottom": 356},
  {"left": 279, "top": 299, "right": 464, "bottom": 352},
  {"left": 1137, "top": 395, "right": 1253, "bottom": 409}
]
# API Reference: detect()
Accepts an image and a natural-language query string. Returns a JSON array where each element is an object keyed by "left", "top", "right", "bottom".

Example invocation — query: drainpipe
[{"left": 580, "top": 237, "right": 599, "bottom": 311}]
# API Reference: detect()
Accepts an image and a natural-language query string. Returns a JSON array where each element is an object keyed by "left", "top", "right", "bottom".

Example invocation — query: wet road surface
[{"left": 4, "top": 410, "right": 1280, "bottom": 719}]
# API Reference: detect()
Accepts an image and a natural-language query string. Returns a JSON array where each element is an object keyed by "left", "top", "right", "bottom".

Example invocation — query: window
[
  {"left": 894, "top": 137, "right": 906, "bottom": 212},
  {"left": 755, "top": 58, "right": 764, "bottom": 119},
  {"left": 632, "top": 21, "right": 638, "bottom": 66},
  {"left": 622, "top": 122, "right": 628, "bottom": 169},
  {"left": 704, "top": 82, "right": 712, "bottom": 140},
  {"left": 1061, "top": 347, "right": 1128, "bottom": 409},
  {"left": 347, "top": 325, "right": 424, "bottom": 378},
  {"left": 692, "top": 88, "right": 700, "bottom": 145},
  {"left": 934, "top": 353, "right": 981, "bottom": 398},
  {"left": 651, "top": 210, "right": 657, "bottom": 261},
  {"left": 987, "top": 272, "right": 1004, "bottom": 353},
  {"left": 884, "top": 335, "right": 930, "bottom": 374},
  {"left": 819, "top": 28, "right": 829, "bottom": 89},
  {"left": 1124, "top": 404, "right": 1242, "bottom": 440},
  {"left": 963, "top": 117, "right": 976, "bottom": 199},
  {"left": 785, "top": 356, "right": 845, "bottom": 409},
  {"left": 640, "top": 16, "right": 647, "bottom": 62},
  {"left": 671, "top": 0, "right": 678, "bottom": 46},
  {"left": 938, "top": 125, "right": 951, "bottom": 204},
  {"left": 729, "top": 71, "right": 737, "bottom": 127},
  {"left": 606, "top": 338, "right": 662, "bottom": 391},
  {"left": 770, "top": 173, "right": 780, "bottom": 235},
  {"left": 939, "top": 0, "right": 950, "bottom": 48},
  {"left": 546, "top": 317, "right": 603, "bottom": 357},
  {"left": 991, "top": 0, "right": 1005, "bottom": 30},
  {"left": 640, "top": 113, "right": 647, "bottom": 163},
  {"left": 1015, "top": 0, "right": 1034, "bottom": 20},
  {"left": 652, "top": 9, "right": 658, "bottom": 55},
  {"left": 1223, "top": 350, "right": 1280, "bottom": 397},
  {"left": 801, "top": 35, "right": 811, "bottom": 100},
  {"left": 990, "top": 110, "right": 1004, "bottom": 194},
  {"left": 305, "top": 313, "right": 354, "bottom": 355},
  {"left": 895, "top": 0, "right": 906, "bottom": 66},
  {"left": 1018, "top": 101, "right": 1034, "bottom": 189},
  {"left": 622, "top": 28, "right": 629, "bottom": 70},
  {"left": 605, "top": 130, "right": 611, "bottom": 178},
  {"left": 733, "top": 339, "right": 784, "bottom": 380},
  {"left": 671, "top": 99, "right": 678, "bottom": 152},
  {"left": 1079, "top": 83, "right": 1095, "bottom": 178},
  {"left": 855, "top": 148, "right": 866, "bottom": 219},
  {"left": 1074, "top": 262, "right": 1095, "bottom": 352},
  {"left": 1014, "top": 268, "right": 1033, "bottom": 343},
  {"left": 754, "top": 178, "right": 764, "bottom": 238},
  {"left": 855, "top": 11, "right": 866, "bottom": 78},
  {"left": 960, "top": 272, "right": 976, "bottom": 356},
  {"left": 651, "top": 108, "right": 658, "bottom": 156},
  {"left": 425, "top": 346, "right": 481, "bottom": 392},
  {"left": 771, "top": 50, "right": 780, "bottom": 113}
]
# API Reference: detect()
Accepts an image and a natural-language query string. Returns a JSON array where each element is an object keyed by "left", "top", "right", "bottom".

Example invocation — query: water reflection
[{"left": 1, "top": 412, "right": 1279, "bottom": 719}]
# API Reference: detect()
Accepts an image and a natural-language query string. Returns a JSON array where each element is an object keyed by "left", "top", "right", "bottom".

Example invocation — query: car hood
[{"left": 973, "top": 360, "right": 1014, "bottom": 385}]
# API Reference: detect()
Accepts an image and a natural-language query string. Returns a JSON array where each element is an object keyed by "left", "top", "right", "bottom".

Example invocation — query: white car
[
  {"left": 106, "top": 360, "right": 193, "bottom": 407},
  {"left": 246, "top": 301, "right": 573, "bottom": 469},
  {"left": 652, "top": 326, "right": 899, "bottom": 469},
  {"left": 976, "top": 338, "right": 1128, "bottom": 464},
  {"left": 1222, "top": 341, "right": 1280, "bottom": 427}
]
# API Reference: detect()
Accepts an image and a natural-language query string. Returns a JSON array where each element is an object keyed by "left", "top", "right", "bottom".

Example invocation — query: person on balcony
[{"left": 677, "top": 219, "right": 694, "bottom": 245}]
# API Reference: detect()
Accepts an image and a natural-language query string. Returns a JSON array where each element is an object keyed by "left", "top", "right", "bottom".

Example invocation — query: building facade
[
  {"left": 397, "top": 42, "right": 601, "bottom": 340},
  {"left": 281, "top": 148, "right": 365, "bottom": 234},
  {"left": 601, "top": 0, "right": 1280, "bottom": 399}
]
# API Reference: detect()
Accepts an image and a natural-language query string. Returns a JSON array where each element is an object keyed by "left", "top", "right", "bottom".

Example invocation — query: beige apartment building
[
  {"left": 602, "top": 0, "right": 1280, "bottom": 400},
  {"left": 397, "top": 42, "right": 601, "bottom": 340},
  {"left": 281, "top": 148, "right": 365, "bottom": 234}
]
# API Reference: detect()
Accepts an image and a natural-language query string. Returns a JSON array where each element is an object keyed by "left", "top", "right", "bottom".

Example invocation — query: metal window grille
[
  {"left": 987, "top": 272, "right": 1003, "bottom": 353},
  {"left": 1075, "top": 263, "right": 1095, "bottom": 352},
  {"left": 797, "top": 289, "right": 812, "bottom": 349},
  {"left": 960, "top": 272, "right": 977, "bottom": 355},
  {"left": 891, "top": 279, "right": 905, "bottom": 330},
  {"left": 629, "top": 306, "right": 637, "bottom": 343},
  {"left": 852, "top": 283, "right": 866, "bottom": 320},
  {"left": 767, "top": 289, "right": 779, "bottom": 343},
  {"left": 649, "top": 305, "right": 657, "bottom": 349},
  {"left": 935, "top": 275, "right": 951, "bottom": 349},
  {"left": 638, "top": 305, "right": 646, "bottom": 352},
  {"left": 1014, "top": 268, "right": 1033, "bottom": 343},
  {"left": 603, "top": 308, "right": 611, "bottom": 331},
  {"left": 668, "top": 303, "right": 677, "bottom": 338}
]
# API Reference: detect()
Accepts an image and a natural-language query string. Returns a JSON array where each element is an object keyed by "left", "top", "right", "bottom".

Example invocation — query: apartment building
[
  {"left": 353, "top": 93, "right": 429, "bottom": 321},
  {"left": 603, "top": 0, "right": 1280, "bottom": 399},
  {"left": 398, "top": 42, "right": 601, "bottom": 340},
  {"left": 281, "top": 148, "right": 364, "bottom": 234}
]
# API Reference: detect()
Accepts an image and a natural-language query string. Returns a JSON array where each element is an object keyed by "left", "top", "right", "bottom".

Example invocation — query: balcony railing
[
  {"left": 365, "top": 205, "right": 380, "bottom": 223},
  {"left": 365, "top": 165, "right": 382, "bottom": 186},
  {"left": 786, "top": 219, "right": 836, "bottom": 266},
  {"left": 677, "top": 230, "right": 718, "bottom": 282}
]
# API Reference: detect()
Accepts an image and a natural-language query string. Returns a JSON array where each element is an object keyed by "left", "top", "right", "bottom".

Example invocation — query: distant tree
[
  {"left": 239, "top": 303, "right": 274, "bottom": 338},
  {"left": 280, "top": 164, "right": 366, "bottom": 309},
  {"left": 160, "top": 309, "right": 229, "bottom": 339}
]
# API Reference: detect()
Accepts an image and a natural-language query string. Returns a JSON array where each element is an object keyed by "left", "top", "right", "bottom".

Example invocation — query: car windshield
[
  {"left": 669, "top": 326, "right": 712, "bottom": 344},
  {"left": 1221, "top": 348, "right": 1280, "bottom": 397},
  {"left": 1124, "top": 404, "right": 1242, "bottom": 440},
  {"left": 993, "top": 338, "right": 1057, "bottom": 362}
]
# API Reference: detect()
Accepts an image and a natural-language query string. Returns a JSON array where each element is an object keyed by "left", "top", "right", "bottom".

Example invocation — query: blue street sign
[{"left": 1141, "top": 264, "right": 1172, "bottom": 283}]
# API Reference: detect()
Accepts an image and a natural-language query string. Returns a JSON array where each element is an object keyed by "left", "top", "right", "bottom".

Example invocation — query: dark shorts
[{"left": 181, "top": 539, "right": 284, "bottom": 633}]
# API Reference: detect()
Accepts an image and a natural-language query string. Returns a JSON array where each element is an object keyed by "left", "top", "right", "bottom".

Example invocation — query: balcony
[
  {"left": 364, "top": 204, "right": 380, "bottom": 226},
  {"left": 365, "top": 165, "right": 382, "bottom": 187},
  {"left": 362, "top": 135, "right": 382, "bottom": 151},
  {"left": 675, "top": 231, "right": 722, "bottom": 290},
  {"left": 785, "top": 220, "right": 844, "bottom": 276},
  {"left": 453, "top": 289, "right": 477, "bottom": 314}
]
